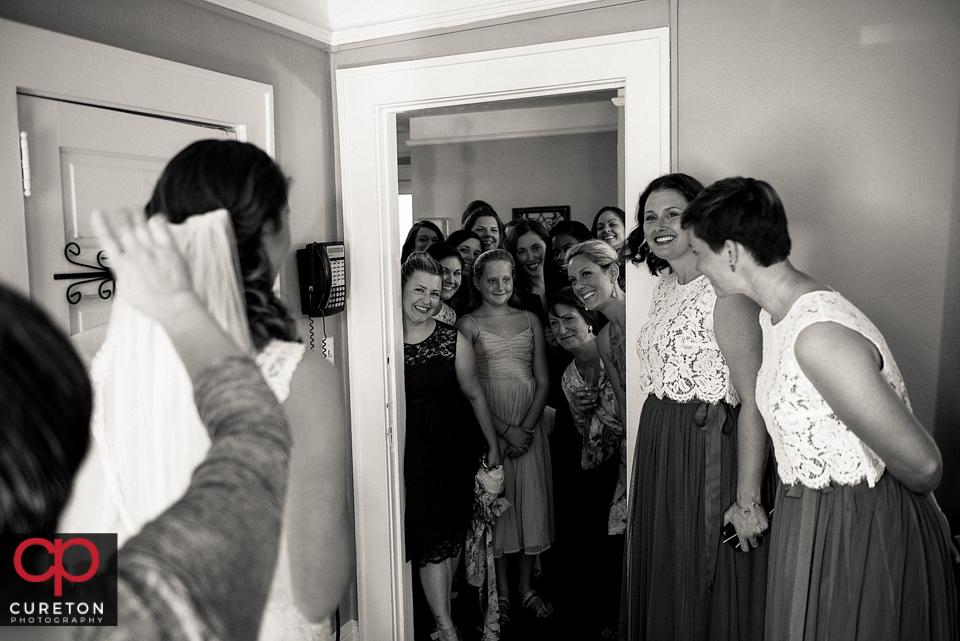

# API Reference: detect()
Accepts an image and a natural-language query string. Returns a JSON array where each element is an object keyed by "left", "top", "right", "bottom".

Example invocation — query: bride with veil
[{"left": 59, "top": 140, "right": 353, "bottom": 639}]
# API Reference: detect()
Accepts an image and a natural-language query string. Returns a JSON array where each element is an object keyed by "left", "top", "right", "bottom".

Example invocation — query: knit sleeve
[{"left": 79, "top": 357, "right": 291, "bottom": 641}]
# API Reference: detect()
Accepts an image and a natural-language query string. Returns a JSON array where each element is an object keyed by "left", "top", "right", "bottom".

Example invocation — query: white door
[{"left": 18, "top": 94, "right": 231, "bottom": 347}]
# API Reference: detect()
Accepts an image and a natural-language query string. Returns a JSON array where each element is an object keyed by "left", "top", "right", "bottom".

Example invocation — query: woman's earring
[
  {"left": 730, "top": 264, "right": 736, "bottom": 273},
  {"left": 588, "top": 325, "right": 593, "bottom": 333}
]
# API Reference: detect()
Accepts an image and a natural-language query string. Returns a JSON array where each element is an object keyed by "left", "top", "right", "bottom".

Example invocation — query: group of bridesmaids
[{"left": 400, "top": 180, "right": 958, "bottom": 641}]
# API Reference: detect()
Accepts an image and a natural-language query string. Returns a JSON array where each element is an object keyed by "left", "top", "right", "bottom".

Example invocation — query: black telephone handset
[{"left": 297, "top": 242, "right": 345, "bottom": 317}]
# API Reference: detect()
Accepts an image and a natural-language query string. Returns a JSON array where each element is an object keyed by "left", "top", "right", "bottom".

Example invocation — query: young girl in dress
[{"left": 456, "top": 249, "right": 555, "bottom": 624}]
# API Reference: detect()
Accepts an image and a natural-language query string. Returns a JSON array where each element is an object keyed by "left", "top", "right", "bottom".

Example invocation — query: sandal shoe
[
  {"left": 497, "top": 596, "right": 511, "bottom": 626},
  {"left": 436, "top": 624, "right": 462, "bottom": 641},
  {"left": 521, "top": 590, "right": 553, "bottom": 618}
]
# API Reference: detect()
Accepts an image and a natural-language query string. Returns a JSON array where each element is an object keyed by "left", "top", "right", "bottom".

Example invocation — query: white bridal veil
[{"left": 59, "top": 209, "right": 253, "bottom": 545}]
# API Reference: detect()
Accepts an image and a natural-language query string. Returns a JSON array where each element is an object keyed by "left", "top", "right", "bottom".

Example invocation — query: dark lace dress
[{"left": 404, "top": 322, "right": 483, "bottom": 566}]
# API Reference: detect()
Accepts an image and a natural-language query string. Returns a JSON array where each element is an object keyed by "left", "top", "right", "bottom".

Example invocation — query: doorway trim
[
  {"left": 336, "top": 29, "right": 669, "bottom": 640},
  {"left": 0, "top": 17, "right": 273, "bottom": 293}
]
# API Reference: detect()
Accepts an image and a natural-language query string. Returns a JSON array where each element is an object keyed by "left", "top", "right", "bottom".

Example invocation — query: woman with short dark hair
[
  {"left": 549, "top": 220, "right": 592, "bottom": 273},
  {"left": 683, "top": 176, "right": 958, "bottom": 641}
]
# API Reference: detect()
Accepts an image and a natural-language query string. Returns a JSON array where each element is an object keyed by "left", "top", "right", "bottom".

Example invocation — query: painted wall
[
  {"left": 0, "top": 0, "right": 358, "bottom": 619},
  {"left": 677, "top": 0, "right": 960, "bottom": 509},
  {"left": 409, "top": 132, "right": 618, "bottom": 233}
]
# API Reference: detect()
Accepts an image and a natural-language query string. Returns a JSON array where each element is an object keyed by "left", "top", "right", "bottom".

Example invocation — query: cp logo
[{"left": 13, "top": 538, "right": 99, "bottom": 596}]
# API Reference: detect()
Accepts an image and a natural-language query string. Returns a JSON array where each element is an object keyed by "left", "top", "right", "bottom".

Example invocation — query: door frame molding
[
  {"left": 335, "top": 29, "right": 670, "bottom": 640},
  {"left": 0, "top": 17, "right": 274, "bottom": 292}
]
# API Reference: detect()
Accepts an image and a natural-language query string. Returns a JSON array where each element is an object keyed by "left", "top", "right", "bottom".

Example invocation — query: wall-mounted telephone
[{"left": 297, "top": 242, "right": 345, "bottom": 317}]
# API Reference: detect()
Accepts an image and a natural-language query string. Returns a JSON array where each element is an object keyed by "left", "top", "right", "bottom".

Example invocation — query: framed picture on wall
[
  {"left": 512, "top": 206, "right": 570, "bottom": 232},
  {"left": 417, "top": 217, "right": 449, "bottom": 236}
]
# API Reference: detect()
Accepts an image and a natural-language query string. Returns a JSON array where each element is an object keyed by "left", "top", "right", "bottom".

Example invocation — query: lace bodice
[
  {"left": 756, "top": 291, "right": 908, "bottom": 489},
  {"left": 433, "top": 303, "right": 457, "bottom": 326},
  {"left": 635, "top": 273, "right": 738, "bottom": 404},
  {"left": 256, "top": 339, "right": 307, "bottom": 403}
]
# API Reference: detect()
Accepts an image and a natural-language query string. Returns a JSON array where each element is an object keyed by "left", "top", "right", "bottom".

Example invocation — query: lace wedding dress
[{"left": 59, "top": 210, "right": 332, "bottom": 641}]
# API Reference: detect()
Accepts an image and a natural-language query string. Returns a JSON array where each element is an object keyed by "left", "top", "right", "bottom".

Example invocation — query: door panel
[{"left": 19, "top": 94, "right": 230, "bottom": 336}]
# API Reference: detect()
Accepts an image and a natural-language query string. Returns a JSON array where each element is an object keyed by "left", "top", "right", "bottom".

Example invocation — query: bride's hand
[{"left": 92, "top": 209, "right": 197, "bottom": 321}]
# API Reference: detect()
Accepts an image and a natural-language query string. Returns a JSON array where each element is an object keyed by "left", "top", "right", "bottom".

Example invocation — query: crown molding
[
  {"left": 200, "top": 0, "right": 333, "bottom": 44},
  {"left": 329, "top": 0, "right": 596, "bottom": 45},
  {"left": 199, "top": 0, "right": 597, "bottom": 46}
]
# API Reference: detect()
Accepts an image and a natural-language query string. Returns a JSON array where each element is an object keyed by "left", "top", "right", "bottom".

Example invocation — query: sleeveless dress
[
  {"left": 403, "top": 321, "right": 483, "bottom": 565},
  {"left": 466, "top": 313, "right": 554, "bottom": 556},
  {"left": 257, "top": 340, "right": 338, "bottom": 641},
  {"left": 623, "top": 273, "right": 768, "bottom": 641},
  {"left": 757, "top": 291, "right": 958, "bottom": 641}
]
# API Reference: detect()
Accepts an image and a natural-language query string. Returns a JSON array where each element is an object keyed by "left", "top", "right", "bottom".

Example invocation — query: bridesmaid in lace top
[
  {"left": 682, "top": 177, "right": 958, "bottom": 641},
  {"left": 620, "top": 174, "right": 771, "bottom": 641}
]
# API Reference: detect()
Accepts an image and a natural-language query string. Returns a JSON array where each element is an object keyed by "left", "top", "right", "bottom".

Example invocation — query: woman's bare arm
[
  {"left": 284, "top": 350, "right": 355, "bottom": 621},
  {"left": 795, "top": 322, "right": 942, "bottom": 494},
  {"left": 520, "top": 312, "right": 551, "bottom": 431},
  {"left": 714, "top": 294, "right": 769, "bottom": 550},
  {"left": 455, "top": 330, "right": 503, "bottom": 468},
  {"left": 597, "top": 326, "right": 626, "bottom": 427}
]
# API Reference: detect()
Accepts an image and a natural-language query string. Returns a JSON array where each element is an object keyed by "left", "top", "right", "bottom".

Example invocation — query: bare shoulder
[
  {"left": 795, "top": 321, "right": 882, "bottom": 375},
  {"left": 289, "top": 348, "right": 342, "bottom": 399},
  {"left": 524, "top": 310, "right": 543, "bottom": 331},
  {"left": 456, "top": 315, "right": 479, "bottom": 339}
]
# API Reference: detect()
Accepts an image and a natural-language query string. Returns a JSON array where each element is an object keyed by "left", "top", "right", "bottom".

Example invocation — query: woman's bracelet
[{"left": 737, "top": 500, "right": 762, "bottom": 516}]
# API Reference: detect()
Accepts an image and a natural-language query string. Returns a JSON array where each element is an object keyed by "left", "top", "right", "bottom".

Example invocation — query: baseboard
[{"left": 339, "top": 619, "right": 359, "bottom": 641}]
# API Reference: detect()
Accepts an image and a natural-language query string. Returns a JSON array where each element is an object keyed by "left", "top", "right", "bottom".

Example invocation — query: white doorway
[{"left": 335, "top": 30, "right": 670, "bottom": 640}]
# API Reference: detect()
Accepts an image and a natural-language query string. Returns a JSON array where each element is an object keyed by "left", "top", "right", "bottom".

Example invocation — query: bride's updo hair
[{"left": 145, "top": 140, "right": 297, "bottom": 351}]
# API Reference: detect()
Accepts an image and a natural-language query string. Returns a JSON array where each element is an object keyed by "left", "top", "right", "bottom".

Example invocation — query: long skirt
[
  {"left": 766, "top": 473, "right": 959, "bottom": 641},
  {"left": 620, "top": 395, "right": 769, "bottom": 641}
]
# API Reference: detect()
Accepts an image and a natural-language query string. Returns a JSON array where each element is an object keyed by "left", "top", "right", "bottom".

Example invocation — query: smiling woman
[
  {"left": 426, "top": 242, "right": 463, "bottom": 325},
  {"left": 463, "top": 207, "right": 506, "bottom": 252},
  {"left": 400, "top": 251, "right": 502, "bottom": 641},
  {"left": 621, "top": 173, "right": 770, "bottom": 641},
  {"left": 401, "top": 221, "right": 445, "bottom": 263},
  {"left": 592, "top": 206, "right": 626, "bottom": 252},
  {"left": 505, "top": 219, "right": 564, "bottom": 324}
]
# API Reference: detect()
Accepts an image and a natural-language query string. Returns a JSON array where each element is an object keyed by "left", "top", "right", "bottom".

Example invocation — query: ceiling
[{"left": 199, "top": 0, "right": 597, "bottom": 46}]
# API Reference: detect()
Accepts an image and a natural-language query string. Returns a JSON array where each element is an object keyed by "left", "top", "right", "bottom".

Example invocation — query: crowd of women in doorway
[
  {"left": 399, "top": 199, "right": 630, "bottom": 640},
  {"left": 399, "top": 179, "right": 959, "bottom": 641}
]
